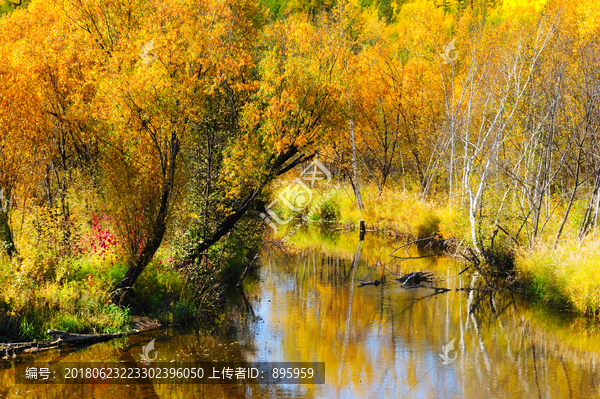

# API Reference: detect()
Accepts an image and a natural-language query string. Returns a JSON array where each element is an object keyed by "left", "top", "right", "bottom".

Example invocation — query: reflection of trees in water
[
  {"left": 463, "top": 284, "right": 600, "bottom": 397},
  {"left": 263, "top": 243, "right": 600, "bottom": 398},
  {"left": 3, "top": 242, "right": 600, "bottom": 398},
  {"left": 285, "top": 245, "right": 364, "bottom": 287}
]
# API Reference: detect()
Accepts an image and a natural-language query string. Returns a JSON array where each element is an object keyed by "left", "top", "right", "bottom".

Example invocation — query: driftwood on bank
[
  {"left": 47, "top": 330, "right": 126, "bottom": 344},
  {"left": 1, "top": 316, "right": 162, "bottom": 362},
  {"left": 1, "top": 341, "right": 60, "bottom": 358}
]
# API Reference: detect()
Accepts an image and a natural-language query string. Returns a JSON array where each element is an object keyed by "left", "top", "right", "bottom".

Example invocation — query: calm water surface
[{"left": 1, "top": 229, "right": 599, "bottom": 398}]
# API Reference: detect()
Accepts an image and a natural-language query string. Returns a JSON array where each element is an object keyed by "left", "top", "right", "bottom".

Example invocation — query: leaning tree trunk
[
  {"left": 110, "top": 136, "right": 180, "bottom": 304},
  {"left": 0, "top": 188, "right": 16, "bottom": 258},
  {"left": 177, "top": 146, "right": 314, "bottom": 268},
  {"left": 0, "top": 211, "right": 16, "bottom": 258},
  {"left": 110, "top": 184, "right": 172, "bottom": 303}
]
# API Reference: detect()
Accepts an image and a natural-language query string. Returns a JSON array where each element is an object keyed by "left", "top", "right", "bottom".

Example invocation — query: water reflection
[{"left": 1, "top": 228, "right": 600, "bottom": 398}]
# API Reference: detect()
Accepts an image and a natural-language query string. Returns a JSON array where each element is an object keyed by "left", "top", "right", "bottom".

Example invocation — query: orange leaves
[
  {"left": 0, "top": 0, "right": 266, "bottom": 262},
  {"left": 247, "top": 15, "right": 344, "bottom": 152}
]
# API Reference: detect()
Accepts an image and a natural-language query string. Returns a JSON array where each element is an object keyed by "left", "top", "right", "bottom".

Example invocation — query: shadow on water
[{"left": 1, "top": 227, "right": 600, "bottom": 398}]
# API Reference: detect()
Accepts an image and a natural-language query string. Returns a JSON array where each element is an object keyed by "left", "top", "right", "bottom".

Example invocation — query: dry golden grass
[{"left": 516, "top": 238, "right": 600, "bottom": 315}]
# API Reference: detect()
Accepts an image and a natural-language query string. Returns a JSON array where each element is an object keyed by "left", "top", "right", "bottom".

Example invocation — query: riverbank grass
[
  {"left": 309, "top": 184, "right": 470, "bottom": 242},
  {"left": 0, "top": 254, "right": 187, "bottom": 341},
  {"left": 516, "top": 239, "right": 600, "bottom": 316},
  {"left": 299, "top": 183, "right": 600, "bottom": 316},
  {"left": 270, "top": 181, "right": 470, "bottom": 241}
]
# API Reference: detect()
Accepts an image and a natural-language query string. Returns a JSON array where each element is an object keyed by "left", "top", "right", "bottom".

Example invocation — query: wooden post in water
[{"left": 359, "top": 220, "right": 366, "bottom": 241}]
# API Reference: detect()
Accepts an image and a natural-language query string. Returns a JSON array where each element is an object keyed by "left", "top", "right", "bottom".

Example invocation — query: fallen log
[
  {"left": 1, "top": 316, "right": 162, "bottom": 362},
  {"left": 1, "top": 342, "right": 59, "bottom": 358},
  {"left": 47, "top": 330, "right": 125, "bottom": 344}
]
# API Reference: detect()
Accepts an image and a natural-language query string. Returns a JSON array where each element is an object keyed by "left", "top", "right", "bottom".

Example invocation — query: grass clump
[
  {"left": 331, "top": 184, "right": 471, "bottom": 243},
  {"left": 516, "top": 238, "right": 600, "bottom": 316},
  {"left": 0, "top": 267, "right": 131, "bottom": 341}
]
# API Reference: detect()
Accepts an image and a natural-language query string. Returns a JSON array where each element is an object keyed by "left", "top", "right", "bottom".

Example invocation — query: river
[{"left": 1, "top": 228, "right": 599, "bottom": 398}]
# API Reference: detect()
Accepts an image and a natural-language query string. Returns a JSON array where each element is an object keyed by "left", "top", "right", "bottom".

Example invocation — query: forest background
[{"left": 1, "top": 0, "right": 599, "bottom": 341}]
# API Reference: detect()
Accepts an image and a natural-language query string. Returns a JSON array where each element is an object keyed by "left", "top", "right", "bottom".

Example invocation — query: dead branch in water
[
  {"left": 358, "top": 279, "right": 385, "bottom": 287},
  {"left": 390, "top": 254, "right": 435, "bottom": 260},
  {"left": 263, "top": 239, "right": 289, "bottom": 253},
  {"left": 237, "top": 253, "right": 260, "bottom": 288},
  {"left": 358, "top": 271, "right": 437, "bottom": 288},
  {"left": 389, "top": 236, "right": 437, "bottom": 258},
  {"left": 396, "top": 271, "right": 436, "bottom": 287}
]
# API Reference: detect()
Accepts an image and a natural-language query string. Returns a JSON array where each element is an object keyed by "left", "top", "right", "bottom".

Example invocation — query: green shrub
[{"left": 318, "top": 196, "right": 340, "bottom": 222}]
